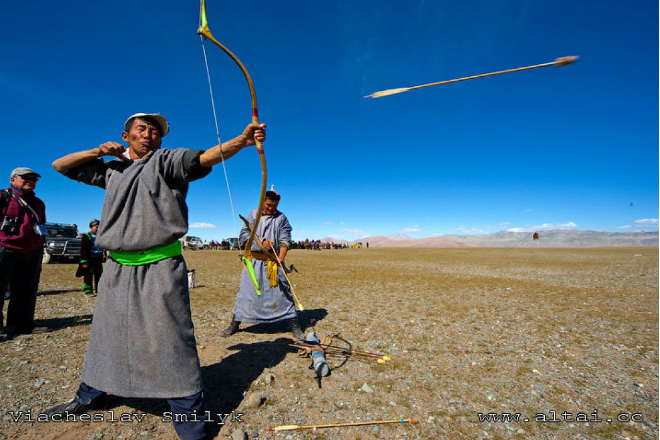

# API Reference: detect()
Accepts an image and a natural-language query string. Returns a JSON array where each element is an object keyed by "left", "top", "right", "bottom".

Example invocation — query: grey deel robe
[
  {"left": 233, "top": 209, "right": 297, "bottom": 324},
  {"left": 63, "top": 148, "right": 210, "bottom": 398}
]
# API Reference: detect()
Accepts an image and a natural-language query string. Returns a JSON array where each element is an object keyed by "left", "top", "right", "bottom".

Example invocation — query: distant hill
[{"left": 328, "top": 230, "right": 659, "bottom": 248}]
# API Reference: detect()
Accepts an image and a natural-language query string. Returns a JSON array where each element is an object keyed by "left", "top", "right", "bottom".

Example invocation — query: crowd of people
[
  {"left": 184, "top": 239, "right": 369, "bottom": 251},
  {"left": 202, "top": 240, "right": 239, "bottom": 250},
  {"left": 289, "top": 240, "right": 368, "bottom": 249}
]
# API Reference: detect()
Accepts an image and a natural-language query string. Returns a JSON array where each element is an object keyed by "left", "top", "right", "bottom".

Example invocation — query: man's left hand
[{"left": 243, "top": 123, "right": 266, "bottom": 146}]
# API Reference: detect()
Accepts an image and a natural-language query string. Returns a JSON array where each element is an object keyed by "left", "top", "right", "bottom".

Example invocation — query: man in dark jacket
[
  {"left": 0, "top": 167, "right": 47, "bottom": 341},
  {"left": 76, "top": 219, "right": 103, "bottom": 295}
]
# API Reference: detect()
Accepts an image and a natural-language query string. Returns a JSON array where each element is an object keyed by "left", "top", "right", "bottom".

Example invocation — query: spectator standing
[
  {"left": 72, "top": 223, "right": 82, "bottom": 238},
  {"left": 0, "top": 167, "right": 48, "bottom": 341},
  {"left": 76, "top": 219, "right": 104, "bottom": 295}
]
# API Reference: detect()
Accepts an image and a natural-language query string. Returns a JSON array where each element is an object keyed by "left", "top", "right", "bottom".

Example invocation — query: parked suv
[
  {"left": 181, "top": 235, "right": 207, "bottom": 251},
  {"left": 43, "top": 223, "right": 82, "bottom": 264}
]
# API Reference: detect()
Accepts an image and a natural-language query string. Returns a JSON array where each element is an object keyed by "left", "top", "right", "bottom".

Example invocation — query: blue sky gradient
[{"left": 1, "top": 1, "right": 657, "bottom": 242}]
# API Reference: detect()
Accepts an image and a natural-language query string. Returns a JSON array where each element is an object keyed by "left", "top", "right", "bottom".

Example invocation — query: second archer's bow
[
  {"left": 197, "top": 0, "right": 267, "bottom": 282},
  {"left": 239, "top": 215, "right": 305, "bottom": 311}
]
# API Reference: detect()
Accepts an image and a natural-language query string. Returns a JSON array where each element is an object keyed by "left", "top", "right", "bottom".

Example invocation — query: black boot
[
  {"left": 288, "top": 316, "right": 304, "bottom": 340},
  {"left": 45, "top": 394, "right": 107, "bottom": 417},
  {"left": 220, "top": 317, "right": 240, "bottom": 337}
]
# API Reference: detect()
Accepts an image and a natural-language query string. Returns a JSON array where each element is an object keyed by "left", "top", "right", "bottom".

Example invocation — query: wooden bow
[{"left": 197, "top": 0, "right": 267, "bottom": 261}]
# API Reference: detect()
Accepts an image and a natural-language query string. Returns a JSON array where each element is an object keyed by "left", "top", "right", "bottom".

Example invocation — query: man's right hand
[{"left": 98, "top": 142, "right": 129, "bottom": 161}]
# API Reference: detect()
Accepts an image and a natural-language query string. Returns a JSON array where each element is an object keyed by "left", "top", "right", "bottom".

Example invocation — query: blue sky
[{"left": 1, "top": 1, "right": 657, "bottom": 242}]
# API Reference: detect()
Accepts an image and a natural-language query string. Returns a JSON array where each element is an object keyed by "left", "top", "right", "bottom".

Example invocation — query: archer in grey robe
[
  {"left": 63, "top": 148, "right": 210, "bottom": 398},
  {"left": 233, "top": 208, "right": 297, "bottom": 323},
  {"left": 46, "top": 112, "right": 266, "bottom": 440}
]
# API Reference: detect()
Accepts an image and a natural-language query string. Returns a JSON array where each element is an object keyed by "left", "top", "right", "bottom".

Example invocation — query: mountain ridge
[{"left": 322, "top": 230, "right": 659, "bottom": 248}]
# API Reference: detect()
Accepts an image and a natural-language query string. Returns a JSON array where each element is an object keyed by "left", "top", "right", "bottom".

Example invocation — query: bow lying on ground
[
  {"left": 197, "top": 0, "right": 267, "bottom": 268},
  {"left": 291, "top": 333, "right": 391, "bottom": 363},
  {"left": 365, "top": 56, "right": 579, "bottom": 98},
  {"left": 239, "top": 214, "right": 305, "bottom": 311}
]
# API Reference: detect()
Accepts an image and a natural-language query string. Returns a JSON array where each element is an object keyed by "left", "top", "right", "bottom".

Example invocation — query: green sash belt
[{"left": 110, "top": 240, "right": 182, "bottom": 266}]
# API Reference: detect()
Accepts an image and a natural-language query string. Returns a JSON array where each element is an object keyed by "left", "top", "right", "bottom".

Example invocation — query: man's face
[
  {"left": 91, "top": 225, "right": 99, "bottom": 234},
  {"left": 122, "top": 118, "right": 162, "bottom": 158},
  {"left": 10, "top": 174, "right": 39, "bottom": 194},
  {"left": 262, "top": 199, "right": 279, "bottom": 215}
]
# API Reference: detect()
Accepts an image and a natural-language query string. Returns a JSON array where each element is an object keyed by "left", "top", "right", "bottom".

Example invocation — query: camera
[{"left": 0, "top": 216, "right": 21, "bottom": 235}]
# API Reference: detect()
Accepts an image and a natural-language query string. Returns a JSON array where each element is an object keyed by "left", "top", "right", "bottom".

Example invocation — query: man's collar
[{"left": 9, "top": 185, "right": 32, "bottom": 196}]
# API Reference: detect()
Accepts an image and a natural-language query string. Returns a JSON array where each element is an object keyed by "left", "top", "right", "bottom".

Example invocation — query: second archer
[{"left": 221, "top": 188, "right": 304, "bottom": 340}]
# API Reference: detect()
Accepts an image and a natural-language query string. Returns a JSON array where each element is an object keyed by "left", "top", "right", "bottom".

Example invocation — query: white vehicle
[{"left": 181, "top": 236, "right": 206, "bottom": 251}]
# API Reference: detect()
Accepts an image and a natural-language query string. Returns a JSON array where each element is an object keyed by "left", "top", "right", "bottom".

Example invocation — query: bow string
[{"left": 197, "top": 0, "right": 267, "bottom": 269}]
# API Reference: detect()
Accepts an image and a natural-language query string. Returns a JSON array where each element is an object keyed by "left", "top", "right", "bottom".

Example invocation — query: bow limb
[
  {"left": 198, "top": 0, "right": 267, "bottom": 259},
  {"left": 241, "top": 256, "right": 262, "bottom": 296},
  {"left": 240, "top": 214, "right": 296, "bottom": 274},
  {"left": 238, "top": 214, "right": 278, "bottom": 263}
]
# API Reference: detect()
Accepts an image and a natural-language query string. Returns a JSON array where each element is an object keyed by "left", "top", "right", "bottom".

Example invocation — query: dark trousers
[
  {"left": 83, "top": 259, "right": 103, "bottom": 294},
  {"left": 76, "top": 382, "right": 208, "bottom": 440},
  {"left": 0, "top": 246, "right": 43, "bottom": 334}
]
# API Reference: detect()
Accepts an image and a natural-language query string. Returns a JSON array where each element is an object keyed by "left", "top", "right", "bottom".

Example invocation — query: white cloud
[
  {"left": 451, "top": 221, "right": 581, "bottom": 235},
  {"left": 633, "top": 218, "right": 659, "bottom": 227},
  {"left": 189, "top": 222, "right": 217, "bottom": 229},
  {"left": 507, "top": 222, "right": 578, "bottom": 233},
  {"left": 400, "top": 224, "right": 421, "bottom": 233},
  {"left": 617, "top": 218, "right": 659, "bottom": 230},
  {"left": 535, "top": 222, "right": 578, "bottom": 230},
  {"left": 456, "top": 225, "right": 488, "bottom": 234}
]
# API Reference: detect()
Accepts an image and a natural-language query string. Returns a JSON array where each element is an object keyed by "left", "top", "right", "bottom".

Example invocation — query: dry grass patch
[{"left": 0, "top": 247, "right": 657, "bottom": 439}]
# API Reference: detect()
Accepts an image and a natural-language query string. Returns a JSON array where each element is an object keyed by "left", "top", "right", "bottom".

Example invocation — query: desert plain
[{"left": 1, "top": 246, "right": 658, "bottom": 440}]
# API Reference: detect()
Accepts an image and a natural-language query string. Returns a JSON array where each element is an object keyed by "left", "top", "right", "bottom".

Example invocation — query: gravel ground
[{"left": 1, "top": 247, "right": 657, "bottom": 440}]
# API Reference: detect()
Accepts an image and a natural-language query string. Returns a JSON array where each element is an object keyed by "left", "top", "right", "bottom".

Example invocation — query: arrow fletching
[{"left": 364, "top": 87, "right": 410, "bottom": 98}]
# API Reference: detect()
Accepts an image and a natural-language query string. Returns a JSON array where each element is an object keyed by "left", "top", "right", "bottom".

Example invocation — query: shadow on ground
[
  {"left": 99, "top": 338, "right": 296, "bottom": 437},
  {"left": 240, "top": 308, "right": 328, "bottom": 336},
  {"left": 45, "top": 310, "right": 329, "bottom": 436},
  {"left": 35, "top": 314, "right": 93, "bottom": 331},
  {"left": 202, "top": 338, "right": 295, "bottom": 436}
]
